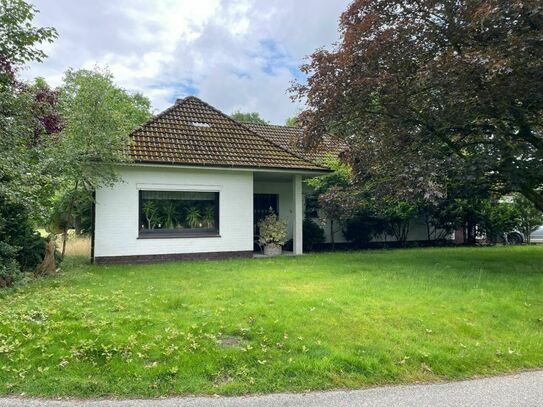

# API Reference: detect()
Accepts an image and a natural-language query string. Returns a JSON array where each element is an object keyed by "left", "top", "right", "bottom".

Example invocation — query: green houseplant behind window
[{"left": 138, "top": 190, "right": 219, "bottom": 238}]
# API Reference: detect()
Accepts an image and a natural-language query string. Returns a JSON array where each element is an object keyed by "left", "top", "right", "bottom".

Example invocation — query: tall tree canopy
[
  {"left": 0, "top": 0, "right": 57, "bottom": 64},
  {"left": 230, "top": 111, "right": 269, "bottom": 125},
  {"left": 0, "top": 0, "right": 59, "bottom": 214},
  {"left": 51, "top": 67, "right": 152, "bottom": 190},
  {"left": 293, "top": 0, "right": 543, "bottom": 211},
  {"left": 0, "top": 0, "right": 59, "bottom": 280},
  {"left": 47, "top": 67, "right": 152, "bottom": 257}
]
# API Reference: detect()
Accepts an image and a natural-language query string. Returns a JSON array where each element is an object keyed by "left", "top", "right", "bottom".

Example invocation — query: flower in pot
[{"left": 258, "top": 208, "right": 288, "bottom": 256}]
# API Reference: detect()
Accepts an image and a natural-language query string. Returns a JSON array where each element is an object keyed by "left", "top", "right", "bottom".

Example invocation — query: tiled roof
[
  {"left": 245, "top": 123, "right": 346, "bottom": 163},
  {"left": 129, "top": 97, "right": 327, "bottom": 171}
]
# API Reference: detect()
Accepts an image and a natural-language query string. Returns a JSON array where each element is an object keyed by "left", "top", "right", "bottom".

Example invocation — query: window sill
[{"left": 138, "top": 233, "right": 221, "bottom": 239}]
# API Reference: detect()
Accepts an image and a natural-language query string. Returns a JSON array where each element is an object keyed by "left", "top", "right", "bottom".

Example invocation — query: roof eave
[{"left": 126, "top": 160, "right": 332, "bottom": 175}]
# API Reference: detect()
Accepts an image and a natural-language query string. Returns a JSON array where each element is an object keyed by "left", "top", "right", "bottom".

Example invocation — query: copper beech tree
[{"left": 292, "top": 0, "right": 543, "bottom": 211}]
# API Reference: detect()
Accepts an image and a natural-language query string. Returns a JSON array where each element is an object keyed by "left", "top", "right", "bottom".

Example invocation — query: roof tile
[
  {"left": 244, "top": 123, "right": 346, "bottom": 163},
  {"left": 129, "top": 97, "right": 326, "bottom": 171}
]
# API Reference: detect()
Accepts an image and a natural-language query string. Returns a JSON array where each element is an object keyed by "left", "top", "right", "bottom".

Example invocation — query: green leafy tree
[
  {"left": 0, "top": 0, "right": 57, "bottom": 64},
  {"left": 480, "top": 200, "right": 519, "bottom": 244},
  {"left": 512, "top": 194, "right": 543, "bottom": 244},
  {"left": 0, "top": 0, "right": 59, "bottom": 280},
  {"left": 0, "top": 1, "right": 60, "bottom": 217},
  {"left": 306, "top": 156, "right": 352, "bottom": 193},
  {"left": 285, "top": 116, "right": 298, "bottom": 127},
  {"left": 381, "top": 200, "right": 417, "bottom": 244},
  {"left": 306, "top": 157, "right": 355, "bottom": 249},
  {"left": 48, "top": 67, "right": 152, "bottom": 257},
  {"left": 230, "top": 111, "right": 268, "bottom": 125}
]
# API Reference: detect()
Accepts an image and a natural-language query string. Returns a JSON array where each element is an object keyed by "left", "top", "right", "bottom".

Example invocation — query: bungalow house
[
  {"left": 92, "top": 97, "right": 331, "bottom": 264},
  {"left": 92, "top": 96, "right": 445, "bottom": 264}
]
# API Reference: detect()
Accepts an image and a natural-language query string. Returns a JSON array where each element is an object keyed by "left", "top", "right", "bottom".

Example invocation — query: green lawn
[{"left": 1, "top": 246, "right": 542, "bottom": 397}]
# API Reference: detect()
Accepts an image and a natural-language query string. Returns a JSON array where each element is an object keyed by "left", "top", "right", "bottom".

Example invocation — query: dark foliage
[
  {"left": 0, "top": 241, "right": 21, "bottom": 287},
  {"left": 0, "top": 192, "right": 47, "bottom": 277},
  {"left": 343, "top": 213, "right": 388, "bottom": 248},
  {"left": 293, "top": 0, "right": 543, "bottom": 211},
  {"left": 303, "top": 218, "right": 326, "bottom": 251}
]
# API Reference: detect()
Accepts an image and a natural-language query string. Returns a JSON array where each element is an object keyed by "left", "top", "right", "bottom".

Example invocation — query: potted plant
[
  {"left": 258, "top": 208, "right": 288, "bottom": 256},
  {"left": 185, "top": 207, "right": 201, "bottom": 228},
  {"left": 202, "top": 206, "right": 215, "bottom": 228},
  {"left": 161, "top": 202, "right": 177, "bottom": 229},
  {"left": 142, "top": 201, "right": 158, "bottom": 230}
]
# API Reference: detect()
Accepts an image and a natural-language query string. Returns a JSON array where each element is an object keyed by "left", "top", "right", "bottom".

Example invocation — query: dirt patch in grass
[{"left": 219, "top": 335, "right": 245, "bottom": 348}]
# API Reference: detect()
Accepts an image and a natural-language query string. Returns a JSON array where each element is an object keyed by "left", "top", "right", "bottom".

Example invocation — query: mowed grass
[{"left": 0, "top": 246, "right": 542, "bottom": 397}]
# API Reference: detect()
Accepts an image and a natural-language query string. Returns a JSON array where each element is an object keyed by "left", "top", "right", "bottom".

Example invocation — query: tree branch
[{"left": 519, "top": 186, "right": 543, "bottom": 213}]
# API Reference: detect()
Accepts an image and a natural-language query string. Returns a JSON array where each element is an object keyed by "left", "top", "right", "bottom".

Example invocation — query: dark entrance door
[{"left": 254, "top": 194, "right": 279, "bottom": 249}]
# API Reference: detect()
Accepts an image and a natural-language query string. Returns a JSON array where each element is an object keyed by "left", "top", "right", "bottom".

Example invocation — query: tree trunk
[
  {"left": 61, "top": 181, "right": 79, "bottom": 259},
  {"left": 74, "top": 214, "right": 82, "bottom": 235},
  {"left": 425, "top": 214, "right": 431, "bottom": 241},
  {"left": 36, "top": 237, "right": 57, "bottom": 276},
  {"left": 525, "top": 227, "right": 532, "bottom": 244},
  {"left": 465, "top": 219, "right": 477, "bottom": 245},
  {"left": 330, "top": 219, "right": 335, "bottom": 251}
]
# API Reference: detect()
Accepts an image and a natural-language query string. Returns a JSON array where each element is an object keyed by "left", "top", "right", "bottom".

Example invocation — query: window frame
[{"left": 137, "top": 189, "right": 220, "bottom": 239}]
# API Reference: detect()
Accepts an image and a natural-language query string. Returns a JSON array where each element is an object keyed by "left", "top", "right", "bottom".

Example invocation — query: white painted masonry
[
  {"left": 253, "top": 180, "right": 294, "bottom": 238},
  {"left": 94, "top": 166, "right": 254, "bottom": 258},
  {"left": 94, "top": 164, "right": 450, "bottom": 262},
  {"left": 292, "top": 175, "right": 303, "bottom": 255}
]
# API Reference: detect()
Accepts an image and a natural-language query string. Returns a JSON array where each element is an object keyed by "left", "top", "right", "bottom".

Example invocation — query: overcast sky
[{"left": 21, "top": 0, "right": 348, "bottom": 124}]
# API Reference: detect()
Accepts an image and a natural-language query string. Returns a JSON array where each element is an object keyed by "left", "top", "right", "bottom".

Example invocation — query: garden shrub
[
  {"left": 0, "top": 192, "right": 48, "bottom": 283},
  {"left": 343, "top": 214, "right": 387, "bottom": 248},
  {"left": 0, "top": 241, "right": 21, "bottom": 288},
  {"left": 303, "top": 218, "right": 325, "bottom": 251},
  {"left": 258, "top": 209, "right": 288, "bottom": 247}
]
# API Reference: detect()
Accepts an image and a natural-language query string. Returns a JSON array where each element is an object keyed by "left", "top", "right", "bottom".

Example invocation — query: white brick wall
[
  {"left": 94, "top": 165, "right": 254, "bottom": 258},
  {"left": 253, "top": 177, "right": 303, "bottom": 254},
  {"left": 254, "top": 181, "right": 294, "bottom": 238}
]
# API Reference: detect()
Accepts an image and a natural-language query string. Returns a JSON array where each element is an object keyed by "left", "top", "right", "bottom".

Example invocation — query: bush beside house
[
  {"left": 258, "top": 209, "right": 288, "bottom": 256},
  {"left": 302, "top": 218, "right": 325, "bottom": 251},
  {"left": 0, "top": 193, "right": 48, "bottom": 287}
]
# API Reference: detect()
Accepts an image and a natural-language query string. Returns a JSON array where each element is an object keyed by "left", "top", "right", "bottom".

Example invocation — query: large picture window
[{"left": 139, "top": 190, "right": 219, "bottom": 238}]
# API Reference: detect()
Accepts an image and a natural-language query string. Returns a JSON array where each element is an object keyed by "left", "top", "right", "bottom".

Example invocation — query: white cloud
[{"left": 22, "top": 0, "right": 348, "bottom": 123}]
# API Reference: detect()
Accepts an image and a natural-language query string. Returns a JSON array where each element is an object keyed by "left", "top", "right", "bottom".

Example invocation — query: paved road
[{"left": 1, "top": 371, "right": 542, "bottom": 407}]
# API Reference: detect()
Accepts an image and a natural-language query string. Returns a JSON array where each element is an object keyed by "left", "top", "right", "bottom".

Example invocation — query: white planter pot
[{"left": 263, "top": 243, "right": 282, "bottom": 256}]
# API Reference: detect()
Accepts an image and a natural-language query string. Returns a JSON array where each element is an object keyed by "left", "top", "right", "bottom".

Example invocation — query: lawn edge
[{"left": 2, "top": 368, "right": 542, "bottom": 401}]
